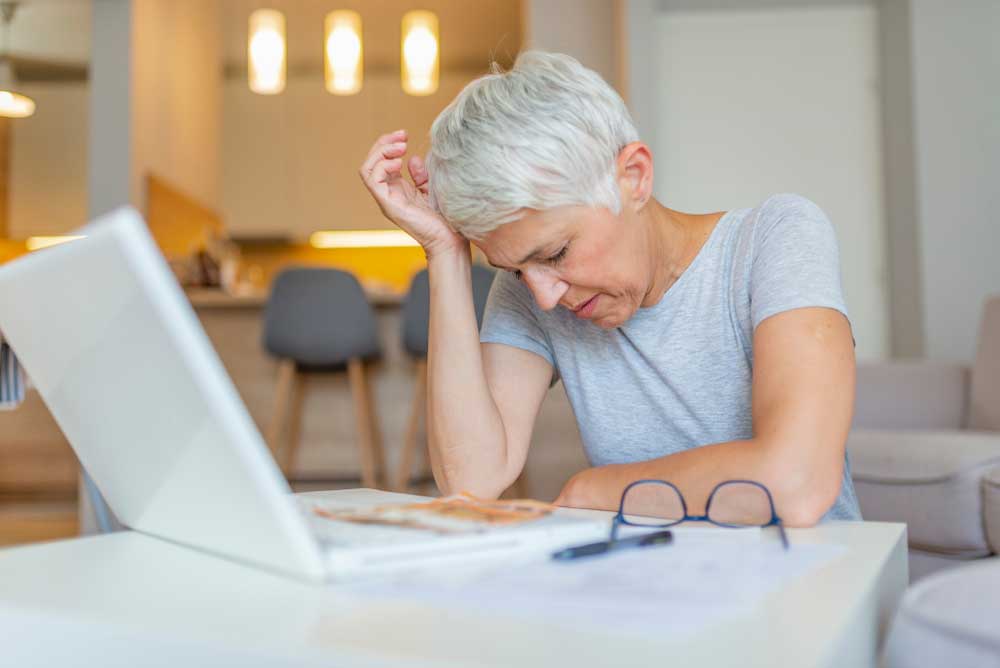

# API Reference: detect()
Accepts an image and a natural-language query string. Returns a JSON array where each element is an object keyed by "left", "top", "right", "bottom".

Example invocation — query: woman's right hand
[{"left": 359, "top": 129, "right": 468, "bottom": 259}]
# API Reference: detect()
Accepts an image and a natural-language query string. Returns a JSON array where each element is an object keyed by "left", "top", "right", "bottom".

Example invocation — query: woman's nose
[{"left": 523, "top": 269, "right": 569, "bottom": 311}]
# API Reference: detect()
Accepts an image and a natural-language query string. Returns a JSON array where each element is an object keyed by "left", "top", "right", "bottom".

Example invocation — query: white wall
[
  {"left": 10, "top": 84, "right": 89, "bottom": 237},
  {"left": 87, "top": 0, "right": 221, "bottom": 220},
  {"left": 131, "top": 0, "right": 221, "bottom": 211},
  {"left": 523, "top": 0, "right": 620, "bottom": 91},
  {"left": 651, "top": 5, "right": 888, "bottom": 359},
  {"left": 910, "top": 0, "right": 1000, "bottom": 362}
]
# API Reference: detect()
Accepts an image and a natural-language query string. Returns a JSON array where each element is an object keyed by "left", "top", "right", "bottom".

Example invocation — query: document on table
[{"left": 350, "top": 530, "right": 845, "bottom": 639}]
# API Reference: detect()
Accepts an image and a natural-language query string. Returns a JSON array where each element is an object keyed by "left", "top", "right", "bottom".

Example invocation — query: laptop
[{"left": 0, "top": 207, "right": 604, "bottom": 582}]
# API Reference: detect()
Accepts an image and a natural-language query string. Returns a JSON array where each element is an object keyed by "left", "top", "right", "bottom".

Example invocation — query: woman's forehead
[
  {"left": 477, "top": 206, "right": 605, "bottom": 267},
  {"left": 478, "top": 213, "right": 562, "bottom": 266},
  {"left": 495, "top": 206, "right": 594, "bottom": 241}
]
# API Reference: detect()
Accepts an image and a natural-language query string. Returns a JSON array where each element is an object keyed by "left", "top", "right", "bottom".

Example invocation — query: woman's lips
[{"left": 575, "top": 295, "right": 599, "bottom": 319}]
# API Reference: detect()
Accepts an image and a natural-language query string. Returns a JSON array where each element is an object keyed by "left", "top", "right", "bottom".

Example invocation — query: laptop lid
[{"left": 0, "top": 208, "right": 326, "bottom": 581}]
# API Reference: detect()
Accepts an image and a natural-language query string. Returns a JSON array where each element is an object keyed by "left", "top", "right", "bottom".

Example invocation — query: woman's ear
[{"left": 616, "top": 142, "right": 654, "bottom": 213}]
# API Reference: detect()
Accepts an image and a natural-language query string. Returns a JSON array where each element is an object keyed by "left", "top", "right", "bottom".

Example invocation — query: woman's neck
[{"left": 641, "top": 199, "right": 719, "bottom": 307}]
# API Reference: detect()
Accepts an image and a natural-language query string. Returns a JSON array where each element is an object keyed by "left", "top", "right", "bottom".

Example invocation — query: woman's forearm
[
  {"left": 424, "top": 249, "right": 508, "bottom": 496},
  {"left": 555, "top": 436, "right": 844, "bottom": 527},
  {"left": 356, "top": 130, "right": 514, "bottom": 496}
]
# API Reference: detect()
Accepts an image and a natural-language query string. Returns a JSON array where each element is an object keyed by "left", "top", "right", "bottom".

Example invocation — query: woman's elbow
[
  {"left": 780, "top": 491, "right": 836, "bottom": 528},
  {"left": 766, "top": 447, "right": 845, "bottom": 528}
]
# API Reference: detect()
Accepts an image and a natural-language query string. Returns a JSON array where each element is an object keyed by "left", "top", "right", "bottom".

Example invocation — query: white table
[{"left": 0, "top": 490, "right": 907, "bottom": 668}]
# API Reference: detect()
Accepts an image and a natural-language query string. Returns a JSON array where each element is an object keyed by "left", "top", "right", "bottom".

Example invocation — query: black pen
[{"left": 551, "top": 529, "right": 674, "bottom": 561}]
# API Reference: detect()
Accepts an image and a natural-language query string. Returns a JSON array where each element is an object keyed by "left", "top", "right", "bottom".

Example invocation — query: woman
[{"left": 360, "top": 51, "right": 860, "bottom": 525}]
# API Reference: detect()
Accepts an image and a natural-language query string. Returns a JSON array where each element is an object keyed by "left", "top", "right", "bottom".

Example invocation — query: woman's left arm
[{"left": 554, "top": 306, "right": 855, "bottom": 527}]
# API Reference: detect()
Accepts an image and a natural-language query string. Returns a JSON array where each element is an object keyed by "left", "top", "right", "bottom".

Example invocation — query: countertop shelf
[{"left": 184, "top": 287, "right": 403, "bottom": 309}]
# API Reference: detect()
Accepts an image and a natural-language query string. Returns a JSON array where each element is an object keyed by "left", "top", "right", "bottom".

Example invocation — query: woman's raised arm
[{"left": 359, "top": 131, "right": 550, "bottom": 497}]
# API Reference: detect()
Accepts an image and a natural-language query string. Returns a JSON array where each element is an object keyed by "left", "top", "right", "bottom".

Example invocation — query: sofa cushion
[
  {"left": 908, "top": 548, "right": 984, "bottom": 582},
  {"left": 848, "top": 430, "right": 1000, "bottom": 556},
  {"left": 985, "top": 466, "right": 1000, "bottom": 554},
  {"left": 884, "top": 557, "right": 1000, "bottom": 668}
]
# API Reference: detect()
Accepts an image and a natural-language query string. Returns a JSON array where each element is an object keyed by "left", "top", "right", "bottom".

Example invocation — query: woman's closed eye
[
  {"left": 510, "top": 243, "right": 569, "bottom": 280},
  {"left": 545, "top": 245, "right": 569, "bottom": 265}
]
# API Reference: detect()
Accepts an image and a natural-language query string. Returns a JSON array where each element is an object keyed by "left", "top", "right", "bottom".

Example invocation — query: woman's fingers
[
  {"left": 361, "top": 142, "right": 406, "bottom": 182},
  {"left": 368, "top": 157, "right": 404, "bottom": 188},
  {"left": 359, "top": 129, "right": 407, "bottom": 179},
  {"left": 407, "top": 155, "right": 429, "bottom": 192}
]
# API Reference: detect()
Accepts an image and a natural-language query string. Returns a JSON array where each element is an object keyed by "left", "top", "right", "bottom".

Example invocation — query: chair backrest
[
  {"left": 401, "top": 265, "right": 496, "bottom": 357},
  {"left": 263, "top": 267, "right": 380, "bottom": 366},
  {"left": 969, "top": 294, "right": 1000, "bottom": 431}
]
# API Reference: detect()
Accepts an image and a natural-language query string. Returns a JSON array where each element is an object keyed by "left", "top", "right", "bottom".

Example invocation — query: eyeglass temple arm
[
  {"left": 775, "top": 521, "right": 789, "bottom": 549},
  {"left": 610, "top": 515, "right": 623, "bottom": 543}
]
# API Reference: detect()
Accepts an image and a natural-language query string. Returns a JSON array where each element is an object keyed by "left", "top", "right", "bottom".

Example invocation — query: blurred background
[{"left": 0, "top": 0, "right": 996, "bottom": 546}]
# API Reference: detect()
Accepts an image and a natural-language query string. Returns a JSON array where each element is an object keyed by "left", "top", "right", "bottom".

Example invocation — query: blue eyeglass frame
[{"left": 611, "top": 479, "right": 789, "bottom": 550}]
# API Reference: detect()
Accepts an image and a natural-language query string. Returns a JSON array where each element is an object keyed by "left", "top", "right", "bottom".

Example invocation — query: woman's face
[{"left": 474, "top": 204, "right": 653, "bottom": 330}]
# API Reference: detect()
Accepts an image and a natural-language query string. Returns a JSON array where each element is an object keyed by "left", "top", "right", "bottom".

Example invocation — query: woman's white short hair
[{"left": 426, "top": 51, "right": 639, "bottom": 240}]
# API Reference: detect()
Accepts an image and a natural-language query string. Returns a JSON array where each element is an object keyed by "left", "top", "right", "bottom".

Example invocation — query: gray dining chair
[
  {"left": 263, "top": 267, "right": 385, "bottom": 488},
  {"left": 395, "top": 265, "right": 530, "bottom": 497}
]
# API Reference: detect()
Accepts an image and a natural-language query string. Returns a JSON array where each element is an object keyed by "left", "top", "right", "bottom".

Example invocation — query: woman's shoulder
[
  {"left": 745, "top": 193, "right": 832, "bottom": 231},
  {"left": 724, "top": 193, "right": 834, "bottom": 250},
  {"left": 721, "top": 193, "right": 840, "bottom": 283}
]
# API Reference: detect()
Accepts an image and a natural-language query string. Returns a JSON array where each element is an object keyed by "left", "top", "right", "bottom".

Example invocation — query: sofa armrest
[
  {"left": 853, "top": 361, "right": 970, "bottom": 430},
  {"left": 985, "top": 466, "right": 1000, "bottom": 555},
  {"left": 849, "top": 430, "right": 1000, "bottom": 555}
]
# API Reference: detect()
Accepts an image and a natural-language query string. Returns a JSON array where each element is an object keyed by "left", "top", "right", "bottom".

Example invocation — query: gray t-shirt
[{"left": 480, "top": 193, "right": 862, "bottom": 521}]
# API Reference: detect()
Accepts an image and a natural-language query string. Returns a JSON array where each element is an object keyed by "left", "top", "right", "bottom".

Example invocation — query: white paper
[{"left": 348, "top": 530, "right": 845, "bottom": 639}]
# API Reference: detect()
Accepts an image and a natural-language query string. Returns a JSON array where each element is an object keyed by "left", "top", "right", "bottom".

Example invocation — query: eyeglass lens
[
  {"left": 621, "top": 482, "right": 685, "bottom": 525},
  {"left": 707, "top": 481, "right": 774, "bottom": 527},
  {"left": 621, "top": 480, "right": 776, "bottom": 528}
]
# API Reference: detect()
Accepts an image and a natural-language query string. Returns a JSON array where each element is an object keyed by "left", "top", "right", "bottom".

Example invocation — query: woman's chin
[
  {"left": 597, "top": 302, "right": 644, "bottom": 329},
  {"left": 593, "top": 312, "right": 625, "bottom": 330}
]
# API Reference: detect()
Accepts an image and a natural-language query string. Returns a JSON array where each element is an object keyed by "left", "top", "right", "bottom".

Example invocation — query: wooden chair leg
[
  {"left": 366, "top": 365, "right": 387, "bottom": 487},
  {"left": 281, "top": 371, "right": 307, "bottom": 476},
  {"left": 266, "top": 359, "right": 296, "bottom": 471},
  {"left": 347, "top": 358, "right": 384, "bottom": 489},
  {"left": 395, "top": 359, "right": 427, "bottom": 492}
]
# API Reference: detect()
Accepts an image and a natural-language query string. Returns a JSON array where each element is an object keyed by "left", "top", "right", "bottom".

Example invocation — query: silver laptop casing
[
  {"left": 0, "top": 209, "right": 326, "bottom": 580},
  {"left": 0, "top": 208, "right": 605, "bottom": 582}
]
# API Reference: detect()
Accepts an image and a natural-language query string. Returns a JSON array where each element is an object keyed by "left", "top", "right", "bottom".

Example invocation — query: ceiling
[{"left": 2, "top": 0, "right": 90, "bottom": 80}]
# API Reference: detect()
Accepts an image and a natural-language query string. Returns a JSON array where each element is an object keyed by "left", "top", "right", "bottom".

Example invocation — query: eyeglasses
[{"left": 612, "top": 479, "right": 789, "bottom": 550}]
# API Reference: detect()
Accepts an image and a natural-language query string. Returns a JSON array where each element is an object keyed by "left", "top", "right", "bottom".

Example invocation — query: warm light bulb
[
  {"left": 404, "top": 28, "right": 436, "bottom": 90},
  {"left": 0, "top": 90, "right": 35, "bottom": 118},
  {"left": 309, "top": 230, "right": 419, "bottom": 249},
  {"left": 248, "top": 9, "right": 286, "bottom": 95},
  {"left": 325, "top": 11, "right": 363, "bottom": 95},
  {"left": 401, "top": 11, "right": 439, "bottom": 96}
]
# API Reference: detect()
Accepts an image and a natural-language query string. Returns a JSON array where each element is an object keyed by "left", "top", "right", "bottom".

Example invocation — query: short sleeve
[
  {"left": 749, "top": 194, "right": 851, "bottom": 331},
  {"left": 480, "top": 270, "right": 558, "bottom": 375}
]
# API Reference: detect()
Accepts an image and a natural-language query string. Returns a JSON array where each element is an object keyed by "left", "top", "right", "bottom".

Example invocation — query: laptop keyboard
[{"left": 297, "top": 498, "right": 440, "bottom": 548}]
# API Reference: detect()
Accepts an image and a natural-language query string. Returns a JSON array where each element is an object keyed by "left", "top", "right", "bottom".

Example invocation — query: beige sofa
[
  {"left": 883, "top": 556, "right": 1000, "bottom": 667},
  {"left": 848, "top": 296, "right": 1000, "bottom": 581}
]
